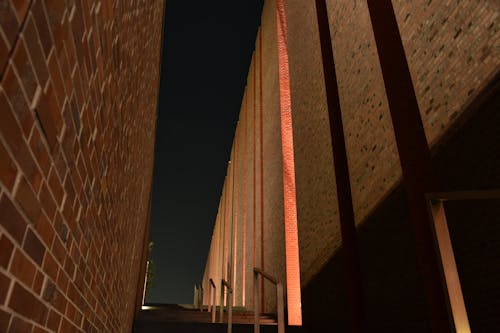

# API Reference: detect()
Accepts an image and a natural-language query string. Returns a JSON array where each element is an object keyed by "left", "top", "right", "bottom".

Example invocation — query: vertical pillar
[
  {"left": 314, "top": 1, "right": 365, "bottom": 332},
  {"left": 224, "top": 175, "right": 230, "bottom": 287},
  {"left": 253, "top": 52, "right": 258, "bottom": 274},
  {"left": 258, "top": 28, "right": 266, "bottom": 311},
  {"left": 242, "top": 90, "right": 248, "bottom": 306},
  {"left": 366, "top": 1, "right": 453, "bottom": 332},
  {"left": 232, "top": 125, "right": 239, "bottom": 306},
  {"left": 275, "top": 0, "right": 302, "bottom": 326}
]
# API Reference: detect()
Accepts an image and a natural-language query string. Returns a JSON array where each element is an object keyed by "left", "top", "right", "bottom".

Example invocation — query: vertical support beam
[
  {"left": 222, "top": 175, "right": 231, "bottom": 286},
  {"left": 209, "top": 285, "right": 212, "bottom": 313},
  {"left": 227, "top": 288, "right": 233, "bottom": 333},
  {"left": 254, "top": 271, "right": 260, "bottom": 333},
  {"left": 258, "top": 27, "right": 266, "bottom": 313},
  {"left": 366, "top": 1, "right": 453, "bottom": 332},
  {"left": 220, "top": 281, "right": 225, "bottom": 323},
  {"left": 314, "top": 1, "right": 366, "bottom": 331},
  {"left": 232, "top": 126, "right": 239, "bottom": 307},
  {"left": 212, "top": 285, "right": 217, "bottom": 323},
  {"left": 253, "top": 52, "right": 258, "bottom": 275},
  {"left": 275, "top": 0, "right": 302, "bottom": 326},
  {"left": 276, "top": 283, "right": 285, "bottom": 333},
  {"left": 242, "top": 91, "right": 248, "bottom": 306}
]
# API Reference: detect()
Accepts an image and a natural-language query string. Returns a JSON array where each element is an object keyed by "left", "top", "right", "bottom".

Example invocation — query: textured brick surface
[{"left": 0, "top": 0, "right": 164, "bottom": 332}]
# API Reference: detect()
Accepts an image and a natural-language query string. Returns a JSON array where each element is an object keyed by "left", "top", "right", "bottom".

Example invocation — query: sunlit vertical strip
[
  {"left": 225, "top": 174, "right": 230, "bottom": 286},
  {"left": 232, "top": 129, "right": 239, "bottom": 306},
  {"left": 252, "top": 52, "right": 257, "bottom": 272},
  {"left": 242, "top": 91, "right": 248, "bottom": 306},
  {"left": 275, "top": 0, "right": 302, "bottom": 325},
  {"left": 258, "top": 27, "right": 265, "bottom": 310}
]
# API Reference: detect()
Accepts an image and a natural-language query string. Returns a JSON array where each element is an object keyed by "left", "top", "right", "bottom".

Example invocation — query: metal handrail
[
  {"left": 193, "top": 284, "right": 199, "bottom": 309},
  {"left": 253, "top": 268, "right": 284, "bottom": 333},
  {"left": 220, "top": 279, "right": 233, "bottom": 333},
  {"left": 425, "top": 188, "right": 500, "bottom": 332},
  {"left": 209, "top": 279, "right": 217, "bottom": 323},
  {"left": 193, "top": 284, "right": 203, "bottom": 311},
  {"left": 199, "top": 285, "right": 203, "bottom": 312}
]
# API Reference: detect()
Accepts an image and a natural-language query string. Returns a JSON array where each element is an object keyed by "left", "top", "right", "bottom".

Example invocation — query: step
[
  {"left": 133, "top": 321, "right": 308, "bottom": 333},
  {"left": 138, "top": 305, "right": 277, "bottom": 325}
]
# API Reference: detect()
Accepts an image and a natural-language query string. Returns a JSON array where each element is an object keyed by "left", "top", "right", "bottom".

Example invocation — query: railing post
[
  {"left": 254, "top": 271, "right": 260, "bottom": 333},
  {"left": 212, "top": 285, "right": 217, "bottom": 323},
  {"left": 194, "top": 285, "right": 198, "bottom": 309},
  {"left": 208, "top": 285, "right": 212, "bottom": 313},
  {"left": 220, "top": 280, "right": 225, "bottom": 323},
  {"left": 276, "top": 283, "right": 285, "bottom": 333},
  {"left": 198, "top": 284, "right": 203, "bottom": 312},
  {"left": 227, "top": 287, "right": 233, "bottom": 333}
]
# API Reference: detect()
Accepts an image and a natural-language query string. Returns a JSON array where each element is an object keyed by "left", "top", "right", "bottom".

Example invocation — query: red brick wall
[{"left": 0, "top": 1, "right": 164, "bottom": 332}]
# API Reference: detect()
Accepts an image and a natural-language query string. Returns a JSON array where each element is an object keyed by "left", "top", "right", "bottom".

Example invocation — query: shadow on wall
[{"left": 302, "top": 77, "right": 500, "bottom": 332}]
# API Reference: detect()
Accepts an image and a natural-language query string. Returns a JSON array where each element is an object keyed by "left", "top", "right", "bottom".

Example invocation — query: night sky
[{"left": 147, "top": 1, "right": 264, "bottom": 304}]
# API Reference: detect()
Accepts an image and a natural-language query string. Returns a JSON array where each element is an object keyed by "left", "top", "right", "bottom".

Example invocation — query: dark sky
[{"left": 147, "top": 1, "right": 264, "bottom": 304}]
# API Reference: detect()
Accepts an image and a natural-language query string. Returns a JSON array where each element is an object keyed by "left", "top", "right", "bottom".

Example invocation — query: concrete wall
[
  {"left": 202, "top": 0, "right": 499, "bottom": 327},
  {"left": 0, "top": 1, "right": 163, "bottom": 332}
]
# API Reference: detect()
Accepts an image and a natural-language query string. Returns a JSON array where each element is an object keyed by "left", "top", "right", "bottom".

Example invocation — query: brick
[
  {"left": 2, "top": 65, "right": 34, "bottom": 137},
  {"left": 33, "top": 270, "right": 45, "bottom": 295},
  {"left": 0, "top": 139, "right": 18, "bottom": 191},
  {"left": 14, "top": 176, "right": 41, "bottom": 223},
  {"left": 47, "top": 167, "right": 64, "bottom": 206},
  {"left": 51, "top": 234, "right": 66, "bottom": 266},
  {"left": 68, "top": 94, "right": 80, "bottom": 134},
  {"left": 23, "top": 228, "right": 46, "bottom": 266},
  {"left": 66, "top": 301, "right": 76, "bottom": 323},
  {"left": 52, "top": 143, "right": 68, "bottom": 181},
  {"left": 10, "top": 248, "right": 36, "bottom": 287},
  {"left": 0, "top": 234, "right": 14, "bottom": 268},
  {"left": 35, "top": 82, "right": 64, "bottom": 150},
  {"left": 38, "top": 182, "right": 57, "bottom": 220},
  {"left": 46, "top": 309, "right": 61, "bottom": 332},
  {"left": 63, "top": 257, "right": 75, "bottom": 279},
  {"left": 0, "top": 309, "right": 11, "bottom": 332},
  {"left": 41, "top": 278, "right": 56, "bottom": 302},
  {"left": 43, "top": 0, "right": 65, "bottom": 46},
  {"left": 70, "top": 1, "right": 84, "bottom": 41},
  {"left": 46, "top": 50, "right": 67, "bottom": 108},
  {"left": 32, "top": 326, "right": 50, "bottom": 333},
  {"left": 51, "top": 285, "right": 66, "bottom": 315},
  {"left": 29, "top": 126, "right": 51, "bottom": 176},
  {"left": 31, "top": 0, "right": 53, "bottom": 57},
  {"left": 62, "top": 195, "right": 75, "bottom": 223},
  {"left": 0, "top": 270, "right": 11, "bottom": 304},
  {"left": 8, "top": 316, "right": 33, "bottom": 333},
  {"left": 0, "top": 195, "right": 28, "bottom": 244},
  {"left": 56, "top": 269, "right": 69, "bottom": 293},
  {"left": 0, "top": 89, "right": 42, "bottom": 191},
  {"left": 0, "top": 1, "right": 19, "bottom": 46},
  {"left": 59, "top": 317, "right": 78, "bottom": 333},
  {"left": 10, "top": 0, "right": 29, "bottom": 23},
  {"left": 34, "top": 212, "right": 55, "bottom": 248},
  {"left": 22, "top": 14, "right": 49, "bottom": 93},
  {"left": 0, "top": 34, "right": 8, "bottom": 71},
  {"left": 54, "top": 217, "right": 69, "bottom": 243},
  {"left": 12, "top": 38, "right": 39, "bottom": 105},
  {"left": 8, "top": 282, "right": 48, "bottom": 325},
  {"left": 42, "top": 252, "right": 58, "bottom": 282}
]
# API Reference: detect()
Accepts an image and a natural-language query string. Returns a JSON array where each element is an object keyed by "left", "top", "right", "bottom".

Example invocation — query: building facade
[
  {"left": 201, "top": 0, "right": 499, "bottom": 332},
  {"left": 0, "top": 1, "right": 163, "bottom": 332}
]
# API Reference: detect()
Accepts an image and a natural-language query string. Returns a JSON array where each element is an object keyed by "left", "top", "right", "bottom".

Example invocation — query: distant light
[{"left": 141, "top": 306, "right": 155, "bottom": 310}]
